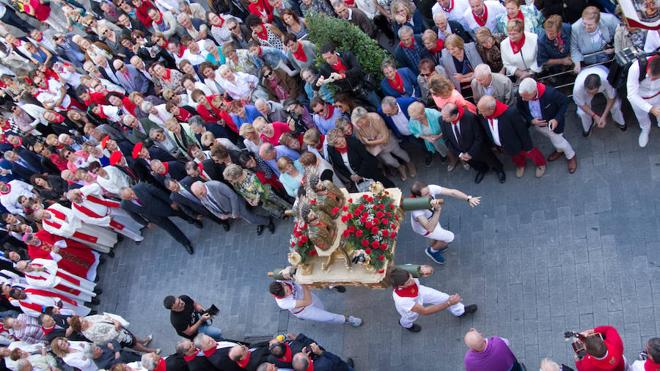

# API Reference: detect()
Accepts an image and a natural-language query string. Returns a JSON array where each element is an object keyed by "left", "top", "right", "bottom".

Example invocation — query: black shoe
[
  {"left": 496, "top": 171, "right": 506, "bottom": 184},
  {"left": 107, "top": 250, "right": 115, "bottom": 258},
  {"left": 135, "top": 240, "right": 142, "bottom": 245},
  {"left": 267, "top": 217, "right": 275, "bottom": 234},
  {"left": 99, "top": 256, "right": 106, "bottom": 265},
  {"left": 474, "top": 171, "right": 486, "bottom": 184},
  {"left": 459, "top": 304, "right": 478, "bottom": 317},
  {"left": 346, "top": 358, "right": 354, "bottom": 368},
  {"left": 424, "top": 154, "right": 433, "bottom": 167},
  {"left": 403, "top": 323, "right": 421, "bottom": 332},
  {"left": 94, "top": 288, "right": 103, "bottom": 295},
  {"left": 183, "top": 243, "right": 194, "bottom": 255},
  {"left": 91, "top": 297, "right": 100, "bottom": 305},
  {"left": 222, "top": 221, "right": 230, "bottom": 231},
  {"left": 193, "top": 220, "right": 203, "bottom": 229},
  {"left": 257, "top": 225, "right": 265, "bottom": 235},
  {"left": 94, "top": 276, "right": 100, "bottom": 283},
  {"left": 117, "top": 235, "right": 124, "bottom": 242},
  {"left": 582, "top": 121, "right": 595, "bottom": 137},
  {"left": 617, "top": 122, "right": 627, "bottom": 131},
  {"left": 333, "top": 286, "right": 346, "bottom": 293}
]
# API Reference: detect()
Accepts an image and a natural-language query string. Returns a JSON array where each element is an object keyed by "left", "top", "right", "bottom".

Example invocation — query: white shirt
[
  {"left": 432, "top": 0, "right": 470, "bottom": 27},
  {"left": 392, "top": 278, "right": 422, "bottom": 314},
  {"left": 218, "top": 72, "right": 259, "bottom": 100},
  {"left": 274, "top": 281, "right": 303, "bottom": 312},
  {"left": 389, "top": 104, "right": 412, "bottom": 136},
  {"left": 573, "top": 65, "right": 616, "bottom": 106},
  {"left": 410, "top": 184, "right": 443, "bottom": 235},
  {"left": 0, "top": 180, "right": 34, "bottom": 216},
  {"left": 462, "top": 0, "right": 505, "bottom": 32},
  {"left": 97, "top": 166, "right": 131, "bottom": 196},
  {"left": 486, "top": 117, "right": 502, "bottom": 146},
  {"left": 501, "top": 32, "right": 541, "bottom": 75},
  {"left": 340, "top": 152, "right": 357, "bottom": 176},
  {"left": 627, "top": 57, "right": 660, "bottom": 113}
]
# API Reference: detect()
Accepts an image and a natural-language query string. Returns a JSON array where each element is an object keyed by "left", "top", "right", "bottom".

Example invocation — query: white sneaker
[
  {"left": 639, "top": 130, "right": 650, "bottom": 148},
  {"left": 347, "top": 316, "right": 363, "bottom": 327}
]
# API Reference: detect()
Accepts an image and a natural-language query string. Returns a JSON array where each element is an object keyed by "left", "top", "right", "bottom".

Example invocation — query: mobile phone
[
  {"left": 206, "top": 305, "right": 219, "bottom": 316},
  {"left": 572, "top": 340, "right": 586, "bottom": 358}
]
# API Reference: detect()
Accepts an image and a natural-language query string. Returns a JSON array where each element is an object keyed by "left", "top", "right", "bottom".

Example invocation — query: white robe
[
  {"left": 96, "top": 166, "right": 131, "bottom": 196},
  {"left": 41, "top": 203, "right": 117, "bottom": 253},
  {"left": 23, "top": 259, "right": 95, "bottom": 303},
  {"left": 16, "top": 287, "right": 90, "bottom": 317}
]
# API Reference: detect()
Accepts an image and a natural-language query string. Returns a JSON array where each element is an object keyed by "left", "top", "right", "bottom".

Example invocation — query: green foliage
[{"left": 305, "top": 13, "right": 389, "bottom": 80}]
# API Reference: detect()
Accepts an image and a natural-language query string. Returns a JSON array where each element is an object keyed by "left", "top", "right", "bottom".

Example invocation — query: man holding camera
[
  {"left": 631, "top": 337, "right": 659, "bottom": 371},
  {"left": 163, "top": 294, "right": 223, "bottom": 341},
  {"left": 574, "top": 326, "right": 625, "bottom": 371}
]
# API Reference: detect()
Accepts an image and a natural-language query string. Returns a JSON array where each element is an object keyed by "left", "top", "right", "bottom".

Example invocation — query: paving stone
[{"left": 95, "top": 108, "right": 659, "bottom": 370}]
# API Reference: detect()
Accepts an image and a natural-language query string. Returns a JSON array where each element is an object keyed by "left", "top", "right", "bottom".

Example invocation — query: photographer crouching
[
  {"left": 164, "top": 294, "right": 223, "bottom": 341},
  {"left": 566, "top": 326, "right": 626, "bottom": 371}
]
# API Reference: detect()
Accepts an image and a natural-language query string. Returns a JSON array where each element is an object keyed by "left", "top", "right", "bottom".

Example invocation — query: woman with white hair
[
  {"left": 216, "top": 65, "right": 262, "bottom": 101},
  {"left": 351, "top": 106, "right": 416, "bottom": 180},
  {"left": 500, "top": 19, "right": 541, "bottom": 80}
]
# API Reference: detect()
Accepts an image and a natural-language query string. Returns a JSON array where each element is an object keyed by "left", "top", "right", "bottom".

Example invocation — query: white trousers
[
  {"left": 422, "top": 223, "right": 455, "bottom": 244},
  {"left": 76, "top": 224, "right": 117, "bottom": 252},
  {"left": 109, "top": 208, "right": 144, "bottom": 242},
  {"left": 378, "top": 137, "right": 411, "bottom": 168},
  {"left": 291, "top": 293, "right": 346, "bottom": 324},
  {"left": 576, "top": 96, "right": 625, "bottom": 132},
  {"left": 630, "top": 95, "right": 660, "bottom": 131},
  {"left": 399, "top": 285, "right": 465, "bottom": 328},
  {"left": 533, "top": 126, "right": 576, "bottom": 159}
]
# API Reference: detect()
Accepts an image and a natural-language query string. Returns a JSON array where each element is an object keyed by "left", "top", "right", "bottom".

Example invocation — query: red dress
[
  {"left": 259, "top": 122, "right": 290, "bottom": 146},
  {"left": 27, "top": 230, "right": 96, "bottom": 278}
]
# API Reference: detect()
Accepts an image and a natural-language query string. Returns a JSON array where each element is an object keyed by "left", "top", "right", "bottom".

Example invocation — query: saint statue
[{"left": 301, "top": 204, "right": 337, "bottom": 251}]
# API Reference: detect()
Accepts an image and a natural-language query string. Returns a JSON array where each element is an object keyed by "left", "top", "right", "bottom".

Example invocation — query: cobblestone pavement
[{"left": 97, "top": 103, "right": 660, "bottom": 371}]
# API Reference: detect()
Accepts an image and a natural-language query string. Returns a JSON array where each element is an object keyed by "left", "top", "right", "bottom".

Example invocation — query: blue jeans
[{"left": 198, "top": 323, "right": 223, "bottom": 341}]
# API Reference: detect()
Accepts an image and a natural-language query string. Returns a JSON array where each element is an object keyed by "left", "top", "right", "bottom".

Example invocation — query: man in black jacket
[
  {"left": 2, "top": 150, "right": 44, "bottom": 181},
  {"left": 195, "top": 334, "right": 243, "bottom": 371},
  {"left": 291, "top": 343, "right": 354, "bottom": 371},
  {"left": 267, "top": 333, "right": 316, "bottom": 369},
  {"left": 164, "top": 178, "right": 230, "bottom": 231},
  {"left": 440, "top": 103, "right": 505, "bottom": 184},
  {"left": 141, "top": 351, "right": 190, "bottom": 371},
  {"left": 516, "top": 78, "right": 577, "bottom": 174},
  {"left": 319, "top": 43, "right": 381, "bottom": 109},
  {"left": 477, "top": 96, "right": 546, "bottom": 179},
  {"left": 119, "top": 183, "right": 198, "bottom": 254},
  {"left": 176, "top": 339, "right": 219, "bottom": 371}
]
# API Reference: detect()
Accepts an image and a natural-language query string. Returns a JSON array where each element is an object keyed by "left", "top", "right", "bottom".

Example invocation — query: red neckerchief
[
  {"left": 645, "top": 358, "right": 659, "bottom": 371},
  {"left": 122, "top": 97, "right": 137, "bottom": 116},
  {"left": 330, "top": 57, "right": 347, "bottom": 74},
  {"left": 394, "top": 282, "right": 419, "bottom": 298},
  {"left": 11, "top": 137, "right": 23, "bottom": 148},
  {"left": 472, "top": 5, "right": 488, "bottom": 27},
  {"left": 509, "top": 33, "right": 526, "bottom": 54},
  {"left": 203, "top": 347, "right": 217, "bottom": 357},
  {"left": 95, "top": 106, "right": 107, "bottom": 119},
  {"left": 387, "top": 72, "right": 405, "bottom": 94},
  {"left": 323, "top": 104, "right": 335, "bottom": 120},
  {"left": 648, "top": 55, "right": 658, "bottom": 76},
  {"left": 215, "top": 16, "right": 225, "bottom": 27},
  {"left": 442, "top": 0, "right": 454, "bottom": 12},
  {"left": 155, "top": 358, "right": 166, "bottom": 371},
  {"left": 177, "top": 44, "right": 186, "bottom": 58},
  {"left": 0, "top": 183, "right": 12, "bottom": 195},
  {"left": 430, "top": 39, "right": 444, "bottom": 54},
  {"left": 159, "top": 162, "right": 169, "bottom": 176},
  {"left": 399, "top": 39, "right": 415, "bottom": 49},
  {"left": 183, "top": 352, "right": 198, "bottom": 362},
  {"left": 255, "top": 25, "right": 268, "bottom": 40},
  {"left": 451, "top": 105, "right": 465, "bottom": 125},
  {"left": 52, "top": 113, "right": 66, "bottom": 123},
  {"left": 236, "top": 351, "right": 251, "bottom": 368},
  {"left": 553, "top": 33, "right": 565, "bottom": 53},
  {"left": 272, "top": 282, "right": 293, "bottom": 298},
  {"left": 536, "top": 82, "right": 546, "bottom": 98},
  {"left": 292, "top": 42, "right": 307, "bottom": 62},
  {"left": 335, "top": 145, "right": 348, "bottom": 154},
  {"left": 162, "top": 69, "right": 172, "bottom": 81},
  {"left": 486, "top": 100, "right": 509, "bottom": 128},
  {"left": 306, "top": 358, "right": 314, "bottom": 371},
  {"left": 41, "top": 325, "right": 55, "bottom": 335},
  {"left": 277, "top": 343, "right": 293, "bottom": 363},
  {"left": 154, "top": 12, "right": 164, "bottom": 24},
  {"left": 256, "top": 46, "right": 263, "bottom": 56}
]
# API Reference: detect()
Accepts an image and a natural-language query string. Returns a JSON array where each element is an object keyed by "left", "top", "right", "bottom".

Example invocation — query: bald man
[
  {"left": 477, "top": 96, "right": 546, "bottom": 178},
  {"left": 464, "top": 328, "right": 522, "bottom": 371}
]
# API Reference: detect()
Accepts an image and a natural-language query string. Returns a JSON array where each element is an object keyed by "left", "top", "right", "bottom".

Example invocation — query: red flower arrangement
[
  {"left": 290, "top": 221, "right": 317, "bottom": 263},
  {"left": 340, "top": 192, "right": 401, "bottom": 270}
]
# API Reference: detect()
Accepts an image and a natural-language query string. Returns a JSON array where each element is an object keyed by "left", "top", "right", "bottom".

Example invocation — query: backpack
[{"left": 607, "top": 49, "right": 658, "bottom": 94}]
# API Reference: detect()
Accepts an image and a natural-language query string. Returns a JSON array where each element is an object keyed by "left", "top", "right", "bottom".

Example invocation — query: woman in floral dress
[{"left": 223, "top": 164, "right": 292, "bottom": 218}]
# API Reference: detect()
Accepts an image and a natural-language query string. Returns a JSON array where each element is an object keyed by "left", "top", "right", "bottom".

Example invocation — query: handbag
[
  {"left": 104, "top": 312, "right": 130, "bottom": 328},
  {"left": 354, "top": 178, "right": 374, "bottom": 193}
]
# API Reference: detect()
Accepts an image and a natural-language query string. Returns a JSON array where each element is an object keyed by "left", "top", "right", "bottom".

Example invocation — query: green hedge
[{"left": 305, "top": 13, "right": 389, "bottom": 80}]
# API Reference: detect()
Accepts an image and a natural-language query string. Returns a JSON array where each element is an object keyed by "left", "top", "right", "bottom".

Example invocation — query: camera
[
  {"left": 564, "top": 330, "right": 603, "bottom": 360},
  {"left": 204, "top": 304, "right": 219, "bottom": 317}
]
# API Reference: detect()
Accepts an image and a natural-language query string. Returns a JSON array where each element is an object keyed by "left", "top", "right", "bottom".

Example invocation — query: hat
[
  {"left": 132, "top": 142, "right": 144, "bottom": 159},
  {"left": 100, "top": 135, "right": 110, "bottom": 149},
  {"left": 109, "top": 150, "right": 123, "bottom": 166}
]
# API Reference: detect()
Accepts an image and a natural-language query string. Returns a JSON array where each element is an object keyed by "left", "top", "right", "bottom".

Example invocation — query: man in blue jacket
[{"left": 516, "top": 78, "right": 577, "bottom": 174}]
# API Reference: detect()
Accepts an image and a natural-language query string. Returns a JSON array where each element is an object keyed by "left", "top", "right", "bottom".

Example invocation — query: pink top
[
  {"left": 259, "top": 121, "right": 290, "bottom": 146},
  {"left": 432, "top": 89, "right": 477, "bottom": 114}
]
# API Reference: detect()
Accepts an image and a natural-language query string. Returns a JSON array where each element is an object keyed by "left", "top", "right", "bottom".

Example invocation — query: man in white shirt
[
  {"left": 627, "top": 55, "right": 660, "bottom": 148},
  {"left": 409, "top": 181, "right": 480, "bottom": 264},
  {"left": 217, "top": 65, "right": 260, "bottom": 101},
  {"left": 389, "top": 266, "right": 476, "bottom": 333},
  {"left": 0, "top": 180, "right": 34, "bottom": 216},
  {"left": 432, "top": 0, "right": 470, "bottom": 28},
  {"left": 268, "top": 277, "right": 363, "bottom": 327},
  {"left": 573, "top": 65, "right": 626, "bottom": 137},
  {"left": 463, "top": 0, "right": 505, "bottom": 33}
]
